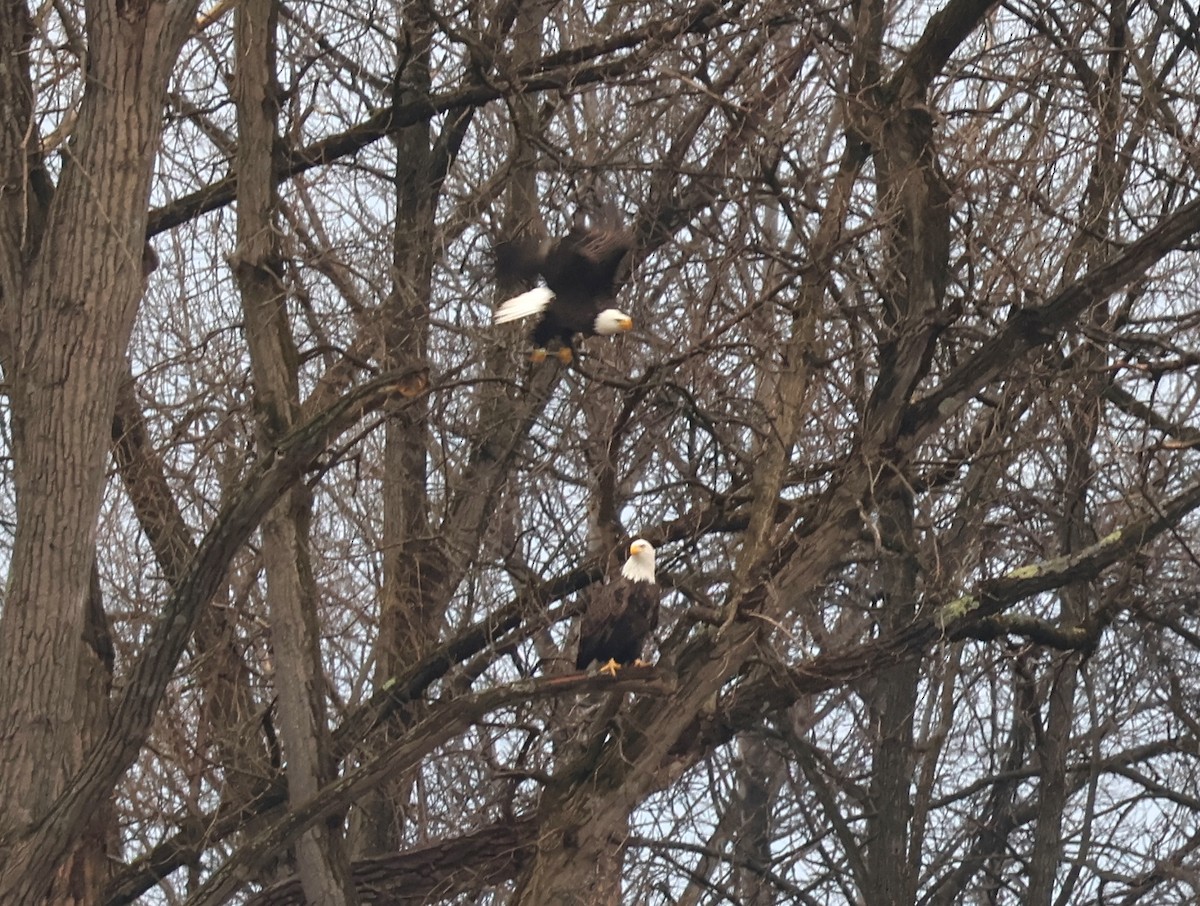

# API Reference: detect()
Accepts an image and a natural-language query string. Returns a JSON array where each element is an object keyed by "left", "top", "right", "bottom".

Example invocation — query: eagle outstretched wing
[
  {"left": 491, "top": 218, "right": 635, "bottom": 361},
  {"left": 494, "top": 228, "right": 632, "bottom": 305}
]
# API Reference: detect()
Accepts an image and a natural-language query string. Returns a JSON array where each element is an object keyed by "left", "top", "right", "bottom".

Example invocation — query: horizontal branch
[
  {"left": 190, "top": 670, "right": 671, "bottom": 906},
  {"left": 248, "top": 817, "right": 538, "bottom": 906},
  {"left": 956, "top": 612, "right": 1100, "bottom": 650},
  {"left": 146, "top": 0, "right": 733, "bottom": 236}
]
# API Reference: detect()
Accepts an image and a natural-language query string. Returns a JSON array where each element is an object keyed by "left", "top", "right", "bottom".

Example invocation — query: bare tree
[{"left": 4, "top": 0, "right": 1200, "bottom": 904}]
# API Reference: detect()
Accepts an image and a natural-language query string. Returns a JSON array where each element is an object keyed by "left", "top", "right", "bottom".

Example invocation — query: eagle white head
[
  {"left": 622, "top": 538, "right": 656, "bottom": 583},
  {"left": 594, "top": 308, "right": 634, "bottom": 336}
]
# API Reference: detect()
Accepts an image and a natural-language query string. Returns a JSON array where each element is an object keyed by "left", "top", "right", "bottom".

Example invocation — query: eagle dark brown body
[
  {"left": 493, "top": 225, "right": 635, "bottom": 361},
  {"left": 576, "top": 539, "right": 659, "bottom": 676}
]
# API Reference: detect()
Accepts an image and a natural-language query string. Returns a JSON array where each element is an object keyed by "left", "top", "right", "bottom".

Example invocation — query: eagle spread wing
[{"left": 492, "top": 218, "right": 635, "bottom": 362}]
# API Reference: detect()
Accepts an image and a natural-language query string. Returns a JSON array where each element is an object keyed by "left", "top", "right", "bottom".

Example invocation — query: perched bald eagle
[
  {"left": 492, "top": 225, "right": 635, "bottom": 364},
  {"left": 576, "top": 539, "right": 659, "bottom": 677}
]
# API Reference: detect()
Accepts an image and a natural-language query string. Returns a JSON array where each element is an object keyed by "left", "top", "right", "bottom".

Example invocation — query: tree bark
[
  {"left": 378, "top": 1, "right": 436, "bottom": 676},
  {"left": 0, "top": 3, "right": 200, "bottom": 901},
  {"left": 851, "top": 0, "right": 953, "bottom": 894},
  {"left": 731, "top": 735, "right": 782, "bottom": 906},
  {"left": 232, "top": 0, "right": 357, "bottom": 901},
  {"left": 861, "top": 493, "right": 921, "bottom": 906},
  {"left": 0, "top": 2, "right": 40, "bottom": 312},
  {"left": 251, "top": 817, "right": 538, "bottom": 906},
  {"left": 1029, "top": 7, "right": 1128, "bottom": 899},
  {"left": 42, "top": 563, "right": 118, "bottom": 905},
  {"left": 357, "top": 0, "right": 438, "bottom": 855}
]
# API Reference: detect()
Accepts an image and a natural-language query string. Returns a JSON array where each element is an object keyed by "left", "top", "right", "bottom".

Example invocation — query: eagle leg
[
  {"left": 598, "top": 658, "right": 621, "bottom": 677},
  {"left": 556, "top": 346, "right": 574, "bottom": 365},
  {"left": 530, "top": 348, "right": 549, "bottom": 364},
  {"left": 632, "top": 658, "right": 652, "bottom": 668}
]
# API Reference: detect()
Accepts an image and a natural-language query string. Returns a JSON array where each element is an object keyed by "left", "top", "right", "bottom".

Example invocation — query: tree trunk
[
  {"left": 232, "top": 0, "right": 357, "bottom": 901},
  {"left": 356, "top": 0, "right": 438, "bottom": 856},
  {"left": 853, "top": 2, "right": 952, "bottom": 891},
  {"left": 0, "top": 3, "right": 199, "bottom": 901},
  {"left": 43, "top": 563, "right": 117, "bottom": 905},
  {"left": 1029, "top": 7, "right": 1127, "bottom": 899},
  {"left": 731, "top": 735, "right": 781, "bottom": 906},
  {"left": 861, "top": 493, "right": 920, "bottom": 906}
]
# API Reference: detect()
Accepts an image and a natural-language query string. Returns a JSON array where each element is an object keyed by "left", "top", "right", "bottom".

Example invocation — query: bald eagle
[
  {"left": 492, "top": 225, "right": 635, "bottom": 364},
  {"left": 576, "top": 539, "right": 659, "bottom": 677}
]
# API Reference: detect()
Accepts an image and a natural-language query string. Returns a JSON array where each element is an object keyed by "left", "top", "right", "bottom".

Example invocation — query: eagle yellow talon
[
  {"left": 574, "top": 540, "right": 659, "bottom": 682},
  {"left": 530, "top": 348, "right": 548, "bottom": 364},
  {"left": 556, "top": 347, "right": 574, "bottom": 365}
]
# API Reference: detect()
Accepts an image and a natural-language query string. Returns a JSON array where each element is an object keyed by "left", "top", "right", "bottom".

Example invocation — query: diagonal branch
[
  {"left": 146, "top": 0, "right": 734, "bottom": 236},
  {"left": 905, "top": 194, "right": 1200, "bottom": 445},
  {"left": 672, "top": 476, "right": 1200, "bottom": 763},
  {"left": 189, "top": 671, "right": 671, "bottom": 906},
  {"left": 11, "top": 368, "right": 426, "bottom": 895},
  {"left": 1104, "top": 382, "right": 1200, "bottom": 447},
  {"left": 888, "top": 0, "right": 1000, "bottom": 97}
]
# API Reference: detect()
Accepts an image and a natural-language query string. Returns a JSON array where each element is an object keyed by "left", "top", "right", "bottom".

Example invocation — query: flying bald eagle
[
  {"left": 492, "top": 224, "right": 635, "bottom": 364},
  {"left": 576, "top": 539, "right": 659, "bottom": 677}
]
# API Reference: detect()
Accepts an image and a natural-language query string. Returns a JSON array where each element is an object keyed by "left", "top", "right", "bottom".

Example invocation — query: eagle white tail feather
[{"left": 493, "top": 287, "right": 555, "bottom": 324}]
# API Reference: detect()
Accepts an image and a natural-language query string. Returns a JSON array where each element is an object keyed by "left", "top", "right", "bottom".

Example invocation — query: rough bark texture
[
  {"left": 357, "top": 0, "right": 438, "bottom": 854},
  {"left": 7, "top": 1, "right": 1200, "bottom": 903},
  {"left": 232, "top": 0, "right": 357, "bottom": 901},
  {"left": 43, "top": 563, "right": 118, "bottom": 905},
  {"left": 862, "top": 494, "right": 921, "bottom": 906},
  {"left": 0, "top": 2, "right": 39, "bottom": 313},
  {"left": 0, "top": 3, "right": 200, "bottom": 901},
  {"left": 855, "top": 3, "right": 952, "bottom": 898}
]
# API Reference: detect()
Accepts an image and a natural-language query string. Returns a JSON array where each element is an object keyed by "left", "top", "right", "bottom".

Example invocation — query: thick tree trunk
[
  {"left": 861, "top": 492, "right": 920, "bottom": 906},
  {"left": 43, "top": 563, "right": 117, "bottom": 905},
  {"left": 854, "top": 3, "right": 952, "bottom": 891},
  {"left": 232, "top": 0, "right": 357, "bottom": 901},
  {"left": 0, "top": 3, "right": 199, "bottom": 901},
  {"left": 357, "top": 0, "right": 437, "bottom": 855}
]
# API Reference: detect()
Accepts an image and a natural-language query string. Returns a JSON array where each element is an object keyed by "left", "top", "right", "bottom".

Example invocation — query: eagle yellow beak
[
  {"left": 629, "top": 541, "right": 641, "bottom": 556},
  {"left": 618, "top": 315, "right": 634, "bottom": 332}
]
